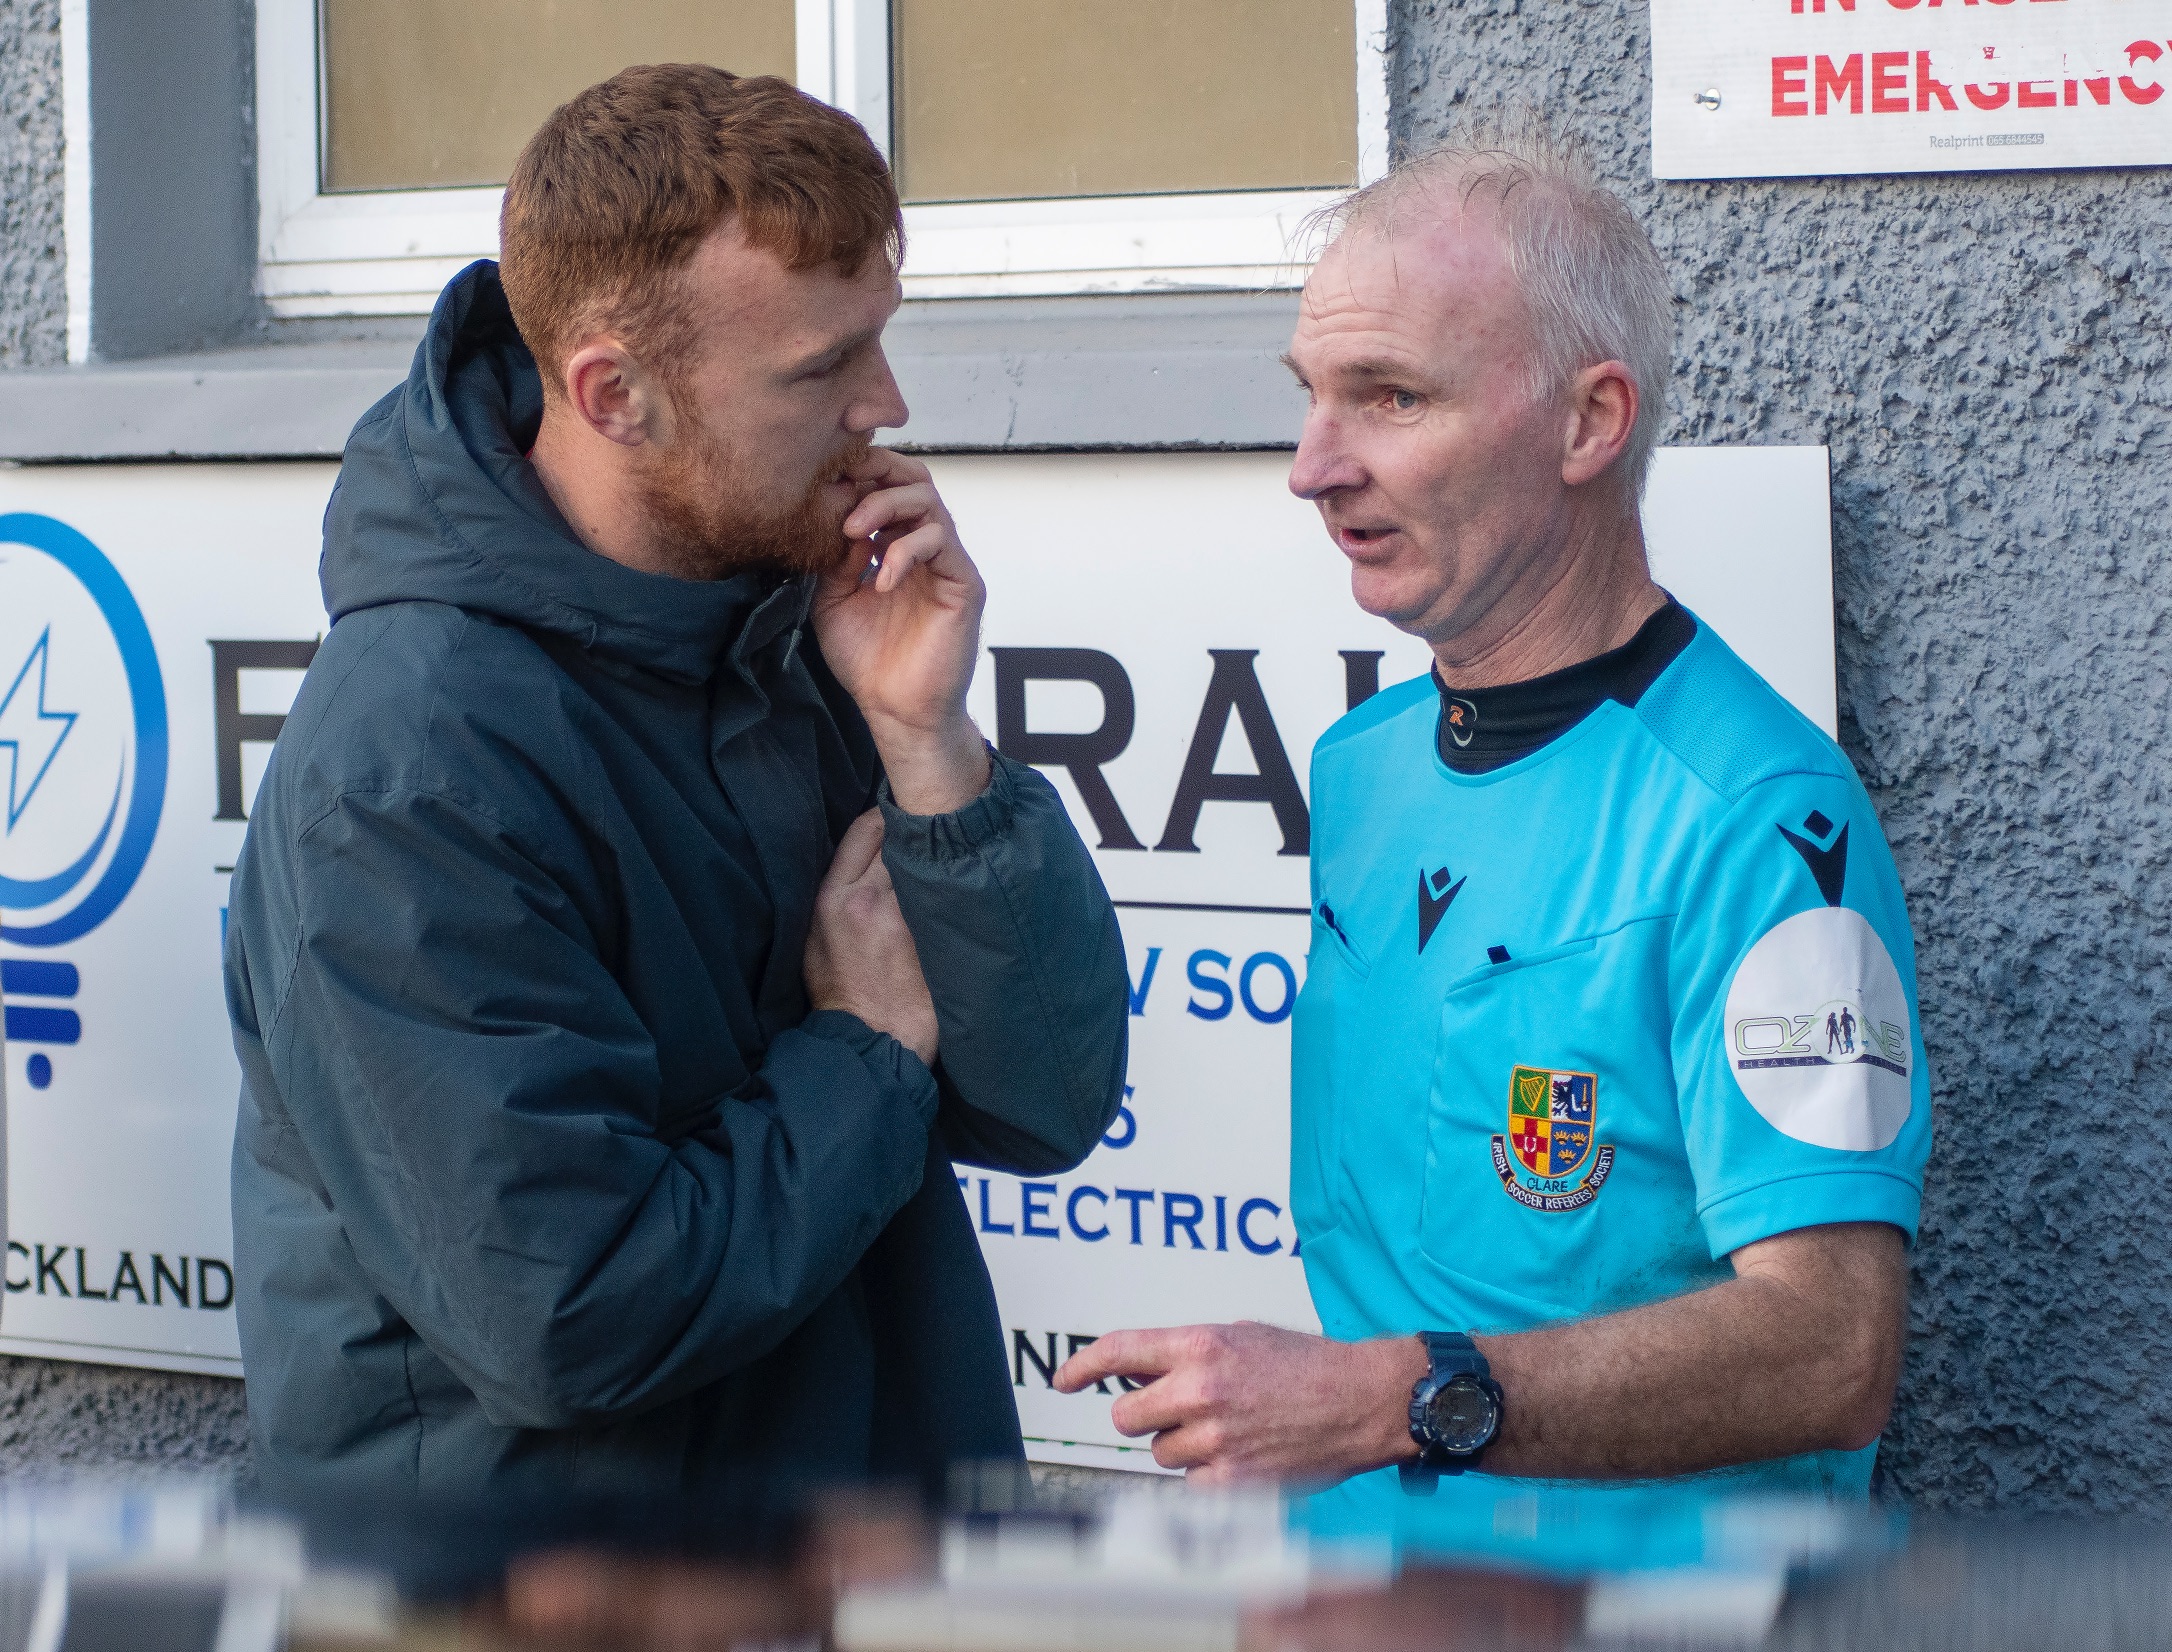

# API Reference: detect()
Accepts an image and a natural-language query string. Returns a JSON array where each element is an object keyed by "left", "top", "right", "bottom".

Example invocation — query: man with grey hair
[{"left": 1059, "top": 125, "right": 1932, "bottom": 1500}]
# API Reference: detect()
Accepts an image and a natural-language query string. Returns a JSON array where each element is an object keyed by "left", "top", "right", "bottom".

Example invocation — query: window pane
[
  {"left": 891, "top": 0, "right": 1356, "bottom": 204},
  {"left": 320, "top": 0, "right": 797, "bottom": 192}
]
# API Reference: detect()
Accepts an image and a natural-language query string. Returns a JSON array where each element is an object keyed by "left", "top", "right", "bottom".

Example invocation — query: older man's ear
[{"left": 1559, "top": 359, "right": 1640, "bottom": 489}]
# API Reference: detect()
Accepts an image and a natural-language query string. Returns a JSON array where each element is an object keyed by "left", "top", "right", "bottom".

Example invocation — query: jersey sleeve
[{"left": 1670, "top": 768, "right": 1933, "bottom": 1259}]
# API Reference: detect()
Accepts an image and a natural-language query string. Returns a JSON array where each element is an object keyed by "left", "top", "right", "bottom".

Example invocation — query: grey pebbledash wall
[
  {"left": 0, "top": 0, "right": 66, "bottom": 369},
  {"left": 1393, "top": 2, "right": 2172, "bottom": 1511},
  {"left": 0, "top": 0, "right": 2168, "bottom": 1508},
  {"left": 0, "top": 1360, "right": 250, "bottom": 1477}
]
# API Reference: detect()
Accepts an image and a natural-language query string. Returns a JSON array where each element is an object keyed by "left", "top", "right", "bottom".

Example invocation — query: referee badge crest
[{"left": 1490, "top": 1064, "right": 1615, "bottom": 1212}]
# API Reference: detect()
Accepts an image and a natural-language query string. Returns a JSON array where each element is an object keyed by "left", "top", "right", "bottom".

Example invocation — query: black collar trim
[{"left": 1433, "top": 600, "right": 1695, "bottom": 774}]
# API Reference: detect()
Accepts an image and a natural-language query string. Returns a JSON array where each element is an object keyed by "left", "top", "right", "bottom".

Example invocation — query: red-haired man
[{"left": 225, "top": 67, "right": 1127, "bottom": 1500}]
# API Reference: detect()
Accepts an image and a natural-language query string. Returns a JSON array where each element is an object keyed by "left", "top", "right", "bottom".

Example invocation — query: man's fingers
[
  {"left": 1051, "top": 1339, "right": 1123, "bottom": 1393},
  {"left": 1054, "top": 1324, "right": 1250, "bottom": 1479},
  {"left": 844, "top": 480, "right": 944, "bottom": 542},
  {"left": 845, "top": 446, "right": 931, "bottom": 491},
  {"left": 1109, "top": 1374, "right": 1199, "bottom": 1439},
  {"left": 871, "top": 523, "right": 958, "bottom": 594},
  {"left": 1052, "top": 1326, "right": 1184, "bottom": 1393},
  {"left": 1149, "top": 1422, "right": 1222, "bottom": 1473},
  {"left": 822, "top": 810, "right": 886, "bottom": 889}
]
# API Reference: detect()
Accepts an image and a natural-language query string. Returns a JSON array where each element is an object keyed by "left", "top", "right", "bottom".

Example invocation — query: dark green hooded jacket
[{"left": 224, "top": 263, "right": 1127, "bottom": 1498}]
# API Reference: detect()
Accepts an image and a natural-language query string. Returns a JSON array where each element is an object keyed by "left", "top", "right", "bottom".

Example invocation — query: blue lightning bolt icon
[{"left": 0, "top": 626, "right": 79, "bottom": 831}]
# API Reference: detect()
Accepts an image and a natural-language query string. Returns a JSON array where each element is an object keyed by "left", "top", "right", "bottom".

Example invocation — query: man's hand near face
[
  {"left": 814, "top": 450, "right": 992, "bottom": 816},
  {"left": 523, "top": 214, "right": 990, "bottom": 821}
]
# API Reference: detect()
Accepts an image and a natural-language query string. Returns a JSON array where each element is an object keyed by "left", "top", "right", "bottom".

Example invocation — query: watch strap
[{"left": 1420, "top": 1330, "right": 1488, "bottom": 1383}]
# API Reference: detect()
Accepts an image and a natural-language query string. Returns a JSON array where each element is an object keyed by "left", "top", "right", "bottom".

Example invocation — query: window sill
[
  {"left": 0, "top": 292, "right": 1307, "bottom": 463},
  {"left": 0, "top": 336, "right": 420, "bottom": 462}
]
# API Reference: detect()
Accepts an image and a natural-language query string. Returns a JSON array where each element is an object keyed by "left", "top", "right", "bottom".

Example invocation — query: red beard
[{"left": 634, "top": 425, "right": 872, "bottom": 583}]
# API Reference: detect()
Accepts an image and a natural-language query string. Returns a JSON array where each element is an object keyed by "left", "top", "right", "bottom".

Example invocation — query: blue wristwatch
[{"left": 1401, "top": 1330, "right": 1504, "bottom": 1492}]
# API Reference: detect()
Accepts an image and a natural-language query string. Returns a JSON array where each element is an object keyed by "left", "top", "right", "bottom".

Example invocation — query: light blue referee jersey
[{"left": 1291, "top": 612, "right": 1933, "bottom": 1512}]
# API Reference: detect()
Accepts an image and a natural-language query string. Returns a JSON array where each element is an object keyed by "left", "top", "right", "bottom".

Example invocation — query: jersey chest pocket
[
  {"left": 1290, "top": 899, "right": 1375, "bottom": 1233},
  {"left": 1418, "top": 918, "right": 1687, "bottom": 1292},
  {"left": 1311, "top": 897, "right": 1371, "bottom": 979}
]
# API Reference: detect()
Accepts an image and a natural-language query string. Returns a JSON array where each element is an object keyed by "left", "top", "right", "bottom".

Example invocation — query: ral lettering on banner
[
  {"left": 1651, "top": 0, "right": 2172, "bottom": 180},
  {"left": 0, "top": 451, "right": 1834, "bottom": 1462}
]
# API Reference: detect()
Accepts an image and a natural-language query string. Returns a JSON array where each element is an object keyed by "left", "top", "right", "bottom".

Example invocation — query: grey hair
[{"left": 1307, "top": 112, "right": 1675, "bottom": 497}]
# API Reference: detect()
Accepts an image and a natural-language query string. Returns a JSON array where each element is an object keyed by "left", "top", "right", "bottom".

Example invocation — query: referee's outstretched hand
[{"left": 1053, "top": 1321, "right": 1425, "bottom": 1486}]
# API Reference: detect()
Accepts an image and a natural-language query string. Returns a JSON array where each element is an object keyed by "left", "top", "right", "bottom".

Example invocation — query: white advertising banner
[
  {"left": 1651, "top": 0, "right": 2172, "bottom": 180},
  {"left": 0, "top": 449, "right": 1834, "bottom": 1460},
  {"left": 0, "top": 469, "right": 334, "bottom": 1373}
]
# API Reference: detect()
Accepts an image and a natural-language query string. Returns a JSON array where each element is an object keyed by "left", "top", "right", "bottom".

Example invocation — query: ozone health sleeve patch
[{"left": 1722, "top": 905, "right": 1914, "bottom": 1153}]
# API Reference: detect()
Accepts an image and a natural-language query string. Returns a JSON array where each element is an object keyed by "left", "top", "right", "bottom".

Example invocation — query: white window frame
[{"left": 255, "top": 0, "right": 1388, "bottom": 319}]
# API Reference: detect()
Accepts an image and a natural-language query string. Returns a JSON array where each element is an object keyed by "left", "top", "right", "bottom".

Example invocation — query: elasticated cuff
[
  {"left": 800, "top": 1008, "right": 940, "bottom": 1129},
  {"left": 876, "top": 744, "right": 1019, "bottom": 866}
]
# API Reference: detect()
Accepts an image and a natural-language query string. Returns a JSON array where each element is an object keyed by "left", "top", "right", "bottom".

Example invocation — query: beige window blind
[
  {"left": 890, "top": 0, "right": 1357, "bottom": 204},
  {"left": 320, "top": 1, "right": 1357, "bottom": 205},
  {"left": 319, "top": 0, "right": 797, "bottom": 192}
]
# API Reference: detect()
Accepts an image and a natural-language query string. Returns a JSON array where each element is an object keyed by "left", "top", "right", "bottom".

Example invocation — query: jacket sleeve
[
  {"left": 879, "top": 750, "right": 1129, "bottom": 1174},
  {"left": 266, "top": 784, "right": 937, "bottom": 1432}
]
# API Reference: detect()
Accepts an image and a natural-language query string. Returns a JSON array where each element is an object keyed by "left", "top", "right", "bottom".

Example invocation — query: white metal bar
[
  {"left": 1354, "top": 0, "right": 1392, "bottom": 185},
  {"left": 839, "top": 0, "right": 892, "bottom": 161},
  {"left": 255, "top": 0, "right": 325, "bottom": 283},
  {"left": 794, "top": 0, "right": 836, "bottom": 103}
]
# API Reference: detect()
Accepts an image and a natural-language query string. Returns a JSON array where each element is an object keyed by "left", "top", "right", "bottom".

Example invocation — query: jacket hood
[{"left": 321, "top": 260, "right": 808, "bottom": 685}]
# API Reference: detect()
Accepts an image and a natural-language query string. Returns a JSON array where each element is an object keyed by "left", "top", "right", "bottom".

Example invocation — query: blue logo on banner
[{"left": 0, "top": 513, "right": 167, "bottom": 947}]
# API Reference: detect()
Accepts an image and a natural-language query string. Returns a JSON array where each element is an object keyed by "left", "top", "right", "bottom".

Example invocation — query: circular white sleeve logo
[{"left": 1723, "top": 906, "right": 1914, "bottom": 1151}]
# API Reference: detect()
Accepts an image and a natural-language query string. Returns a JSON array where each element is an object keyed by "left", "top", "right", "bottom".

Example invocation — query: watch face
[{"left": 1428, "top": 1377, "right": 1498, "bottom": 1453}]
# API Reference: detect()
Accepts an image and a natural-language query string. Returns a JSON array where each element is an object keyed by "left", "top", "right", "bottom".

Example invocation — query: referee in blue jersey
[{"left": 1060, "top": 121, "right": 1932, "bottom": 1502}]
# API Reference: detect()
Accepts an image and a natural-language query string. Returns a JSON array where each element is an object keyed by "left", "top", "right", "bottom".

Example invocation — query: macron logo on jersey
[
  {"left": 1777, "top": 809, "right": 1849, "bottom": 906},
  {"left": 1417, "top": 865, "right": 1465, "bottom": 952}
]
